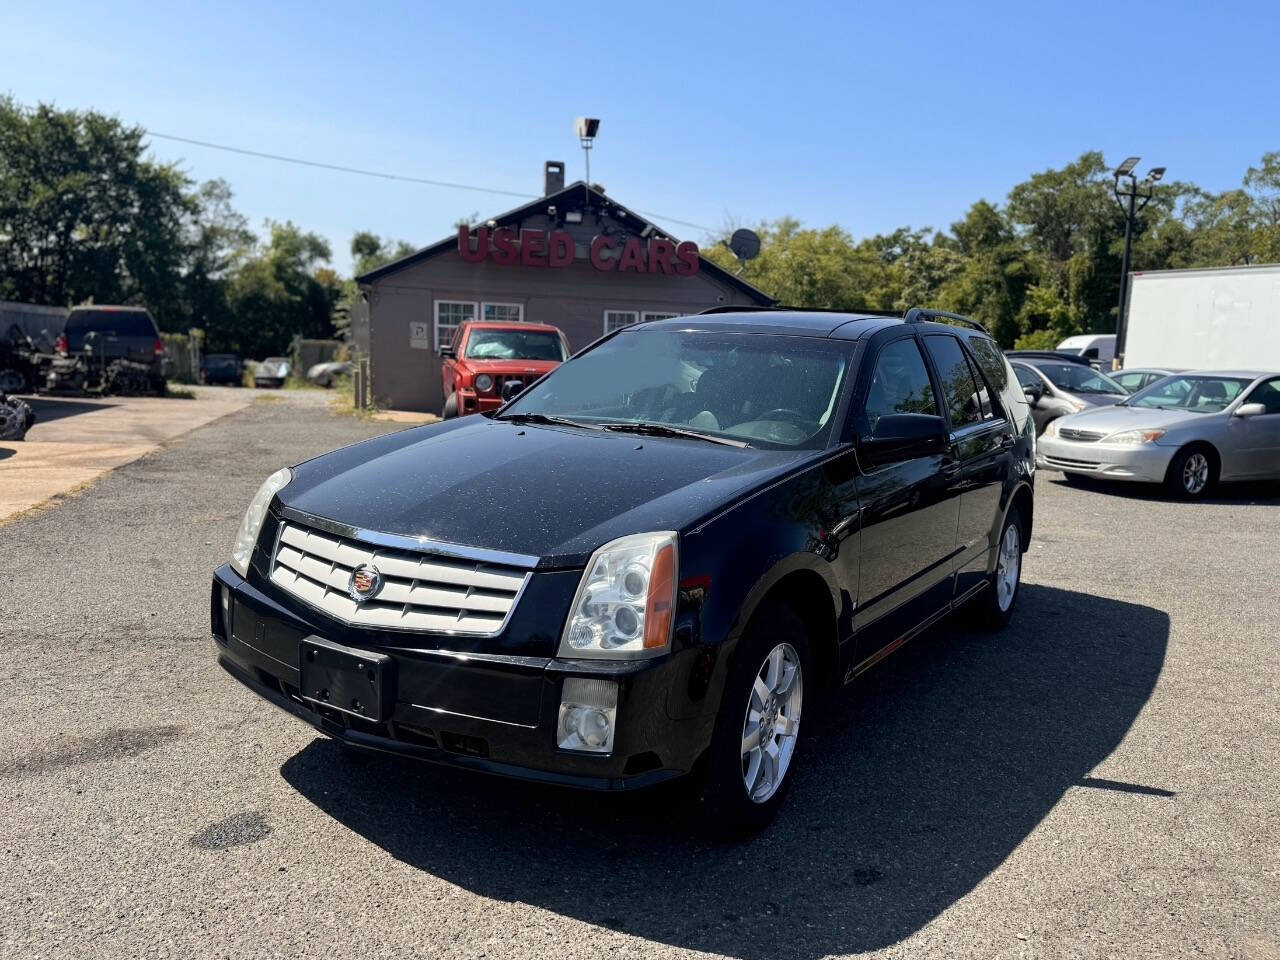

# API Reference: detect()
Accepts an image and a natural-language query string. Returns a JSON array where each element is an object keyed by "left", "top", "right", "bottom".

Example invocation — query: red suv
[{"left": 440, "top": 322, "right": 569, "bottom": 417}]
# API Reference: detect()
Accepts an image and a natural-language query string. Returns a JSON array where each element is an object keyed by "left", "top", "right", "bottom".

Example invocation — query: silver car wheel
[
  {"left": 741, "top": 643, "right": 803, "bottom": 804},
  {"left": 996, "top": 522, "right": 1021, "bottom": 612},
  {"left": 1182, "top": 452, "right": 1209, "bottom": 495}
]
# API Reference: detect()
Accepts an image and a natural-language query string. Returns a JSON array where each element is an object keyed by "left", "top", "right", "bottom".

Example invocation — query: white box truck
[{"left": 1121, "top": 263, "right": 1280, "bottom": 370}]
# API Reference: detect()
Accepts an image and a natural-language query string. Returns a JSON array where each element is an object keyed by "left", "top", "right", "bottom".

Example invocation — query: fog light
[{"left": 557, "top": 678, "right": 618, "bottom": 754}]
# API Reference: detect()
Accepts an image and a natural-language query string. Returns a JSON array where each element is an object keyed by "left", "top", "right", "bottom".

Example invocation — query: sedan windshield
[
  {"left": 499, "top": 330, "right": 851, "bottom": 449},
  {"left": 1127, "top": 376, "right": 1252, "bottom": 413},
  {"left": 466, "top": 330, "right": 567, "bottom": 361},
  {"left": 1035, "top": 362, "right": 1126, "bottom": 395}
]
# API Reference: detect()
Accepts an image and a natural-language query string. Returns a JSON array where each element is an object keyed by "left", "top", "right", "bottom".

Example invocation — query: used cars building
[{"left": 353, "top": 162, "right": 775, "bottom": 413}]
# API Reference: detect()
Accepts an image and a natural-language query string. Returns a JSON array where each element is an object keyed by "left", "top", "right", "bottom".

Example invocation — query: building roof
[{"left": 355, "top": 181, "right": 776, "bottom": 305}]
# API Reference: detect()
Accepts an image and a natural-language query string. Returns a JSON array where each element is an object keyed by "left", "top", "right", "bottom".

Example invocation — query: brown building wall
[{"left": 362, "top": 215, "right": 765, "bottom": 413}]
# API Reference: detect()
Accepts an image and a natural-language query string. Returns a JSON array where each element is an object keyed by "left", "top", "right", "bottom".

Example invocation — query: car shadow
[
  {"left": 1048, "top": 473, "right": 1279, "bottom": 505},
  {"left": 279, "top": 584, "right": 1168, "bottom": 958}
]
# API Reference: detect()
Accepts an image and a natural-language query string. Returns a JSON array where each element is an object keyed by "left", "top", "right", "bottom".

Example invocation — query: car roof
[
  {"left": 1181, "top": 369, "right": 1276, "bottom": 379},
  {"left": 637, "top": 310, "right": 939, "bottom": 341},
  {"left": 464, "top": 321, "right": 563, "bottom": 333}
]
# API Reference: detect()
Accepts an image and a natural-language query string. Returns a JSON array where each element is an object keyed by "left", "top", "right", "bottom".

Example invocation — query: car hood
[
  {"left": 281, "top": 417, "right": 813, "bottom": 567},
  {"left": 1077, "top": 393, "right": 1127, "bottom": 407},
  {"left": 460, "top": 358, "right": 561, "bottom": 374},
  {"left": 1054, "top": 404, "right": 1205, "bottom": 433}
]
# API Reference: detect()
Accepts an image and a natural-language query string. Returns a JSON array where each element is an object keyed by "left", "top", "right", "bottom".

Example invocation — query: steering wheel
[{"left": 758, "top": 408, "right": 810, "bottom": 424}]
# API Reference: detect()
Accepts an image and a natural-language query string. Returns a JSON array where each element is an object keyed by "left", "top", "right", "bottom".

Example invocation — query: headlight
[
  {"left": 1067, "top": 399, "right": 1086, "bottom": 412},
  {"left": 230, "top": 467, "right": 292, "bottom": 577},
  {"left": 1105, "top": 428, "right": 1166, "bottom": 445},
  {"left": 1045, "top": 419, "right": 1060, "bottom": 437},
  {"left": 559, "top": 532, "right": 677, "bottom": 659},
  {"left": 475, "top": 374, "right": 494, "bottom": 392}
]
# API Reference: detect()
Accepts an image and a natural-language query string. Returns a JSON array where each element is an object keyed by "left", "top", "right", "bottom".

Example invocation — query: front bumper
[
  {"left": 210, "top": 565, "right": 714, "bottom": 790},
  {"left": 457, "top": 389, "right": 502, "bottom": 415},
  {"left": 1037, "top": 435, "right": 1175, "bottom": 482}
]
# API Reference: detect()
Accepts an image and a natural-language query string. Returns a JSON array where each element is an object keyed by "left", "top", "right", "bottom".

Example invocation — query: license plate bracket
[{"left": 299, "top": 636, "right": 393, "bottom": 723}]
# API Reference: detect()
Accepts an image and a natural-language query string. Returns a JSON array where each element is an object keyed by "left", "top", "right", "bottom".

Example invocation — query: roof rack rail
[
  {"left": 697, "top": 304, "right": 904, "bottom": 317},
  {"left": 903, "top": 307, "right": 987, "bottom": 333},
  {"left": 697, "top": 305, "right": 784, "bottom": 315}
]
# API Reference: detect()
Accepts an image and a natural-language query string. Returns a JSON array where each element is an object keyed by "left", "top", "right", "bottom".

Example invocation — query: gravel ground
[{"left": 1, "top": 394, "right": 1277, "bottom": 959}]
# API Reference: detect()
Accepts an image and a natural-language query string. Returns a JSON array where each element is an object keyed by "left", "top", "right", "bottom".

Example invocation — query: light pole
[
  {"left": 1112, "top": 157, "right": 1165, "bottom": 368},
  {"left": 575, "top": 117, "right": 600, "bottom": 208}
]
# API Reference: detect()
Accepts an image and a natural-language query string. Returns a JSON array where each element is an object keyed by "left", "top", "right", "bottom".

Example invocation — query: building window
[
  {"left": 604, "top": 310, "right": 639, "bottom": 334},
  {"left": 642, "top": 312, "right": 679, "bottom": 323},
  {"left": 435, "top": 300, "right": 475, "bottom": 348},
  {"left": 483, "top": 302, "right": 524, "bottom": 323}
]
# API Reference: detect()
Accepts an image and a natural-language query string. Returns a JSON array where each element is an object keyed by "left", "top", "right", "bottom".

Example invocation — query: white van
[{"left": 1056, "top": 334, "right": 1115, "bottom": 368}]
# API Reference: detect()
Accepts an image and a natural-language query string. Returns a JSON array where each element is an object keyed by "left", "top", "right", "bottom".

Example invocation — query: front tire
[
  {"left": 696, "top": 604, "right": 810, "bottom": 838},
  {"left": 1164, "top": 445, "right": 1216, "bottom": 500},
  {"left": 441, "top": 392, "right": 458, "bottom": 419}
]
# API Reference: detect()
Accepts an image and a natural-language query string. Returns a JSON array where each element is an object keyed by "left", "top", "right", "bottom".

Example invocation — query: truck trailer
[{"left": 1121, "top": 263, "right": 1280, "bottom": 370}]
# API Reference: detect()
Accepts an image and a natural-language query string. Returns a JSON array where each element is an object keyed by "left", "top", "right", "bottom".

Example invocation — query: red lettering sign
[{"left": 456, "top": 227, "right": 698, "bottom": 275}]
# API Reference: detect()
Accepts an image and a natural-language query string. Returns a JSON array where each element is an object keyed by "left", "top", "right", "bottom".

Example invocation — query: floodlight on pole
[
  {"left": 1115, "top": 156, "right": 1140, "bottom": 177},
  {"left": 575, "top": 117, "right": 600, "bottom": 207},
  {"left": 1147, "top": 166, "right": 1166, "bottom": 182}
]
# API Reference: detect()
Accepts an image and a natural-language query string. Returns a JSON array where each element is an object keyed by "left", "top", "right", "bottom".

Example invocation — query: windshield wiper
[
  {"left": 496, "top": 412, "right": 599, "bottom": 429},
  {"left": 601, "top": 422, "right": 751, "bottom": 448}
]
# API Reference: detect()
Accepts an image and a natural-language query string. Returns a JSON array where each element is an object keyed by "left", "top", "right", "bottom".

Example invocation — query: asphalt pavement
[{"left": 1, "top": 393, "right": 1277, "bottom": 959}]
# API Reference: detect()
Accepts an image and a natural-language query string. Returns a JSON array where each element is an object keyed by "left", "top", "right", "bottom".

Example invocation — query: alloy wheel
[
  {"left": 996, "top": 522, "right": 1021, "bottom": 612},
  {"left": 1182, "top": 452, "right": 1209, "bottom": 495},
  {"left": 740, "top": 643, "right": 803, "bottom": 804}
]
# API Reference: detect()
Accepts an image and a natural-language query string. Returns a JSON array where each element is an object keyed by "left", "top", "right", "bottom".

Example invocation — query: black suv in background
[
  {"left": 212, "top": 307, "right": 1035, "bottom": 833},
  {"left": 49, "top": 306, "right": 166, "bottom": 394}
]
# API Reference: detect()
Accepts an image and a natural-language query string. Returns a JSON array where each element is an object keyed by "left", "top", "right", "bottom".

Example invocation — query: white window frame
[
  {"left": 482, "top": 301, "right": 524, "bottom": 323},
  {"left": 603, "top": 309, "right": 639, "bottom": 334},
  {"left": 434, "top": 299, "right": 476, "bottom": 349},
  {"left": 642, "top": 311, "right": 679, "bottom": 323}
]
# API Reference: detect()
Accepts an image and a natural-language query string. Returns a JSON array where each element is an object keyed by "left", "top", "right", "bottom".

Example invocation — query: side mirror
[
  {"left": 439, "top": 346, "right": 456, "bottom": 360},
  {"left": 1023, "top": 385, "right": 1042, "bottom": 406},
  {"left": 1234, "top": 402, "right": 1266, "bottom": 418},
  {"left": 860, "top": 414, "right": 947, "bottom": 467},
  {"left": 500, "top": 379, "right": 525, "bottom": 402}
]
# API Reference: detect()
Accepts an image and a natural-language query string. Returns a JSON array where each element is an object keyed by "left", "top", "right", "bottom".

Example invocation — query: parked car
[
  {"left": 253, "top": 357, "right": 291, "bottom": 388},
  {"left": 440, "top": 321, "right": 569, "bottom": 417},
  {"left": 1056, "top": 334, "right": 1116, "bottom": 369},
  {"left": 47, "top": 306, "right": 166, "bottom": 395},
  {"left": 1108, "top": 368, "right": 1184, "bottom": 393},
  {"left": 211, "top": 307, "right": 1035, "bottom": 833},
  {"left": 1009, "top": 358, "right": 1129, "bottom": 435},
  {"left": 0, "top": 392, "right": 35, "bottom": 440},
  {"left": 1038, "top": 370, "right": 1280, "bottom": 498},
  {"left": 201, "top": 353, "right": 243, "bottom": 386},
  {"left": 1004, "top": 349, "right": 1094, "bottom": 367},
  {"left": 306, "top": 361, "right": 353, "bottom": 388}
]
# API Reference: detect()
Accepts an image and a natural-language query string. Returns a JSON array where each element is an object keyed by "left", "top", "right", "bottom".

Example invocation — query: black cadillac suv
[{"left": 211, "top": 307, "right": 1035, "bottom": 833}]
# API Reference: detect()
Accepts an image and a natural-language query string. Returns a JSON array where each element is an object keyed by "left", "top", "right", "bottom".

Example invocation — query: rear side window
[
  {"left": 966, "top": 336, "right": 1010, "bottom": 393},
  {"left": 923, "top": 334, "right": 984, "bottom": 428},
  {"left": 862, "top": 338, "right": 939, "bottom": 431}
]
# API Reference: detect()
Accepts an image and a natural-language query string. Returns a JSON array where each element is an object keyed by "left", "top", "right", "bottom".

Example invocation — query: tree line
[{"left": 3, "top": 98, "right": 1278, "bottom": 354}]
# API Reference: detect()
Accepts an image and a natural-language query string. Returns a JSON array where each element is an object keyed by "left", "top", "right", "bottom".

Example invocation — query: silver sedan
[{"left": 1037, "top": 370, "right": 1280, "bottom": 498}]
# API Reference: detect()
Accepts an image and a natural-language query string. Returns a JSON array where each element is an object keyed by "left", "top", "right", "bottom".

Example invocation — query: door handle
[{"left": 941, "top": 460, "right": 960, "bottom": 478}]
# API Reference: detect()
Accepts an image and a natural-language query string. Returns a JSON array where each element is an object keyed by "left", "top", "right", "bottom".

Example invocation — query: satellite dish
[{"left": 729, "top": 228, "right": 761, "bottom": 262}]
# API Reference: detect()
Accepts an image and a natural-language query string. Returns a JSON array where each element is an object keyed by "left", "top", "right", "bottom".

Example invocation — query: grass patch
[{"left": 164, "top": 382, "right": 197, "bottom": 399}]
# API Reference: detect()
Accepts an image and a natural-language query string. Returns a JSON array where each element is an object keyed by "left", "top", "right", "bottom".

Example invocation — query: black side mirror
[
  {"left": 1023, "top": 384, "right": 1043, "bottom": 406},
  {"left": 500, "top": 379, "right": 525, "bottom": 402},
  {"left": 860, "top": 414, "right": 947, "bottom": 467},
  {"left": 439, "top": 346, "right": 456, "bottom": 359}
]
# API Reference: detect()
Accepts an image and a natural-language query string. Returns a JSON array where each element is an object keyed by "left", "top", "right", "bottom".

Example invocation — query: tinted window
[
  {"left": 967, "top": 336, "right": 1010, "bottom": 393},
  {"left": 923, "top": 335, "right": 982, "bottom": 428},
  {"left": 66, "top": 310, "right": 157, "bottom": 338},
  {"left": 863, "top": 338, "right": 939, "bottom": 431},
  {"left": 1243, "top": 377, "right": 1280, "bottom": 415}
]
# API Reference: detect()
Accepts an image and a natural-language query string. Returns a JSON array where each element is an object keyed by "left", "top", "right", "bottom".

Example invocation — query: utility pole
[{"left": 1112, "top": 157, "right": 1165, "bottom": 369}]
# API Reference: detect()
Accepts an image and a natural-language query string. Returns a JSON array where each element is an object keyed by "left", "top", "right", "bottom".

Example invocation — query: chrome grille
[
  {"left": 1058, "top": 427, "right": 1107, "bottom": 442},
  {"left": 270, "top": 521, "right": 529, "bottom": 635}
]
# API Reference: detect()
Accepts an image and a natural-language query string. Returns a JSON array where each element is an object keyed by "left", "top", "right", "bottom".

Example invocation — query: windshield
[
  {"left": 500, "top": 330, "right": 851, "bottom": 449},
  {"left": 1128, "top": 376, "right": 1251, "bottom": 413},
  {"left": 466, "top": 329, "right": 567, "bottom": 361},
  {"left": 1035, "top": 362, "right": 1126, "bottom": 395}
]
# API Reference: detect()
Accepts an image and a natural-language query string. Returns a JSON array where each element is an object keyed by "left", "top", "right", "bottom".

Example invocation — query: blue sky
[{"left": 5, "top": 0, "right": 1278, "bottom": 272}]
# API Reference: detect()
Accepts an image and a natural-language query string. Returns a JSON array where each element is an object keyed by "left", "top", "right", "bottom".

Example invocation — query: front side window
[
  {"left": 465, "top": 329, "right": 567, "bottom": 361},
  {"left": 863, "top": 338, "right": 939, "bottom": 432},
  {"left": 1012, "top": 363, "right": 1045, "bottom": 392},
  {"left": 923, "top": 334, "right": 984, "bottom": 428},
  {"left": 604, "top": 310, "right": 639, "bottom": 334},
  {"left": 483, "top": 302, "right": 523, "bottom": 323},
  {"left": 436, "top": 301, "right": 475, "bottom": 348},
  {"left": 503, "top": 330, "right": 851, "bottom": 449},
  {"left": 1035, "top": 362, "right": 1126, "bottom": 396},
  {"left": 1112, "top": 371, "right": 1147, "bottom": 392},
  {"left": 1128, "top": 376, "right": 1252, "bottom": 413},
  {"left": 1243, "top": 377, "right": 1280, "bottom": 415}
]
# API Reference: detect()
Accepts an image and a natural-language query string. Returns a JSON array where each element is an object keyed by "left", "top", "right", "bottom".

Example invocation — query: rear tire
[
  {"left": 1164, "top": 445, "right": 1217, "bottom": 500},
  {"left": 967, "top": 509, "right": 1025, "bottom": 630},
  {"left": 694, "top": 603, "right": 810, "bottom": 839}
]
